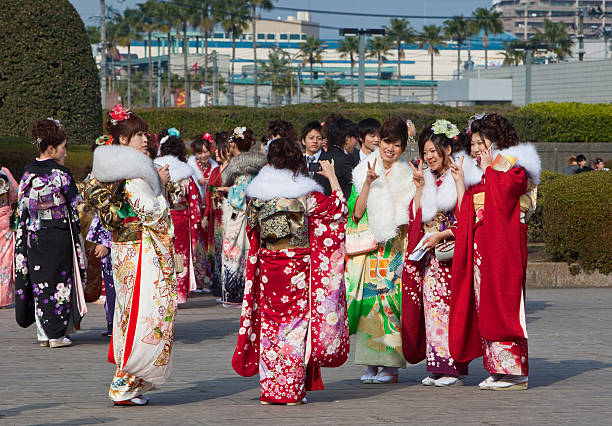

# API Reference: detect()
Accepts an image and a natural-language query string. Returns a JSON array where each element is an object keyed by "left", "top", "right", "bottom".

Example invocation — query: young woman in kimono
[
  {"left": 449, "top": 113, "right": 540, "bottom": 391},
  {"left": 188, "top": 133, "right": 218, "bottom": 202},
  {"left": 156, "top": 128, "right": 209, "bottom": 303},
  {"left": 232, "top": 137, "right": 349, "bottom": 405},
  {"left": 402, "top": 120, "right": 468, "bottom": 387},
  {"left": 345, "top": 116, "right": 415, "bottom": 384},
  {"left": 220, "top": 127, "right": 266, "bottom": 306},
  {"left": 14, "top": 118, "right": 87, "bottom": 348},
  {"left": 203, "top": 132, "right": 231, "bottom": 298},
  {"left": 0, "top": 167, "right": 18, "bottom": 307},
  {"left": 86, "top": 105, "right": 177, "bottom": 406}
]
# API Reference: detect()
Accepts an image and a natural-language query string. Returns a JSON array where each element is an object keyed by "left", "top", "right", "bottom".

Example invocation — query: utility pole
[
  {"left": 212, "top": 50, "right": 219, "bottom": 106},
  {"left": 340, "top": 28, "right": 385, "bottom": 104},
  {"left": 525, "top": 49, "right": 532, "bottom": 105},
  {"left": 227, "top": 67, "right": 231, "bottom": 105},
  {"left": 297, "top": 65, "right": 302, "bottom": 104},
  {"left": 157, "top": 45, "right": 162, "bottom": 107},
  {"left": 578, "top": 0, "right": 585, "bottom": 61},
  {"left": 100, "top": 0, "right": 106, "bottom": 109}
]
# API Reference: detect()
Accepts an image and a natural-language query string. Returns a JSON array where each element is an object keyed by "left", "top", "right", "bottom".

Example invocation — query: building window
[
  {"left": 267, "top": 33, "right": 275, "bottom": 40},
  {"left": 257, "top": 33, "right": 265, "bottom": 40},
  {"left": 289, "top": 34, "right": 300, "bottom": 40},
  {"left": 280, "top": 34, "right": 288, "bottom": 40},
  {"left": 301, "top": 34, "right": 307, "bottom": 40},
  {"left": 214, "top": 32, "right": 223, "bottom": 39}
]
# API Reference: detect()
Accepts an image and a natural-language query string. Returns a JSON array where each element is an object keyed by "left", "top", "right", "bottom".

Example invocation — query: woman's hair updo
[
  {"left": 267, "top": 137, "right": 307, "bottom": 176},
  {"left": 228, "top": 127, "right": 255, "bottom": 153},
  {"left": 103, "top": 106, "right": 148, "bottom": 146},
  {"left": 158, "top": 128, "right": 188, "bottom": 162},
  {"left": 379, "top": 115, "right": 409, "bottom": 150},
  {"left": 469, "top": 113, "right": 518, "bottom": 150},
  {"left": 32, "top": 118, "right": 66, "bottom": 153},
  {"left": 417, "top": 121, "right": 456, "bottom": 160}
]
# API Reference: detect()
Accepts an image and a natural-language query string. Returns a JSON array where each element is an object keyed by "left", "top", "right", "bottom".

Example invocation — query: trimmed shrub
[
  {"left": 542, "top": 171, "right": 612, "bottom": 274},
  {"left": 0, "top": 0, "right": 102, "bottom": 145},
  {"left": 527, "top": 170, "right": 564, "bottom": 243}
]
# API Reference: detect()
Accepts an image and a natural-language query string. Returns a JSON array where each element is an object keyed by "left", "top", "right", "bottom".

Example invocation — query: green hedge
[
  {"left": 526, "top": 170, "right": 565, "bottom": 243},
  {"left": 0, "top": 0, "right": 102, "bottom": 145},
  {"left": 542, "top": 170, "right": 612, "bottom": 274}
]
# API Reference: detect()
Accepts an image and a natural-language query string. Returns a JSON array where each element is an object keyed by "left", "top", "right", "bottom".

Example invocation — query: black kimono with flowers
[{"left": 14, "top": 159, "right": 87, "bottom": 339}]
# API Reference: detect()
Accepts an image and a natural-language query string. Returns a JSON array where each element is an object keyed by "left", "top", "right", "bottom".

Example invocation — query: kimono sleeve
[
  {"left": 14, "top": 171, "right": 35, "bottom": 328},
  {"left": 85, "top": 178, "right": 124, "bottom": 233},
  {"left": 124, "top": 178, "right": 170, "bottom": 229},
  {"left": 227, "top": 174, "right": 250, "bottom": 211}
]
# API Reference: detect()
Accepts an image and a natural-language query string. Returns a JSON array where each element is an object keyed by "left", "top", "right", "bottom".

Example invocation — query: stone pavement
[{"left": 1, "top": 288, "right": 611, "bottom": 425}]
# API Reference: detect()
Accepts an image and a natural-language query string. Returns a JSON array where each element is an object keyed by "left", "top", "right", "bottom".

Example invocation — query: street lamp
[
  {"left": 511, "top": 42, "right": 547, "bottom": 105},
  {"left": 339, "top": 28, "right": 385, "bottom": 103}
]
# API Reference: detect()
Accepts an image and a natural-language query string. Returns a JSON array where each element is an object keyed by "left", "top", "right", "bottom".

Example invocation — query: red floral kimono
[
  {"left": 232, "top": 166, "right": 350, "bottom": 404},
  {"left": 450, "top": 144, "right": 539, "bottom": 376},
  {"left": 203, "top": 165, "right": 225, "bottom": 294},
  {"left": 156, "top": 155, "right": 209, "bottom": 303}
]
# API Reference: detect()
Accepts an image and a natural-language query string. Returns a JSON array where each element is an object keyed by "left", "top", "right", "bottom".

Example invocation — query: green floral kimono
[{"left": 346, "top": 186, "right": 407, "bottom": 368}]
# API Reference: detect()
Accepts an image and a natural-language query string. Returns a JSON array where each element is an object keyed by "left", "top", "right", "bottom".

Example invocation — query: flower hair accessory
[
  {"left": 109, "top": 104, "right": 132, "bottom": 125},
  {"left": 466, "top": 112, "right": 486, "bottom": 134},
  {"left": 159, "top": 128, "right": 180, "bottom": 146},
  {"left": 229, "top": 126, "right": 246, "bottom": 142},
  {"left": 47, "top": 117, "right": 62, "bottom": 128},
  {"left": 406, "top": 119, "right": 417, "bottom": 144},
  {"left": 95, "top": 135, "right": 113, "bottom": 146},
  {"left": 201, "top": 132, "right": 214, "bottom": 143},
  {"left": 432, "top": 119, "right": 460, "bottom": 140}
]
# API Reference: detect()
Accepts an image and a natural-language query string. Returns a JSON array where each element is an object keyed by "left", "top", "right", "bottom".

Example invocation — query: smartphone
[{"left": 308, "top": 161, "right": 322, "bottom": 172}]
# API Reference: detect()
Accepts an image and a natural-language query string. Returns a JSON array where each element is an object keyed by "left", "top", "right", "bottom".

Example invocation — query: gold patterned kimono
[{"left": 86, "top": 145, "right": 178, "bottom": 402}]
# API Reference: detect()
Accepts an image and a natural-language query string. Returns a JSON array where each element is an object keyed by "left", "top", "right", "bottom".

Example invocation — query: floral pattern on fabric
[
  {"left": 203, "top": 166, "right": 224, "bottom": 296},
  {"left": 473, "top": 242, "right": 528, "bottom": 376},
  {"left": 232, "top": 190, "right": 349, "bottom": 403},
  {"left": 0, "top": 167, "right": 18, "bottom": 307}
]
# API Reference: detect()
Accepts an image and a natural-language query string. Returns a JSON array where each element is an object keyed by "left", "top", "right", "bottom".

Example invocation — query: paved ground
[{"left": 1, "top": 288, "right": 611, "bottom": 425}]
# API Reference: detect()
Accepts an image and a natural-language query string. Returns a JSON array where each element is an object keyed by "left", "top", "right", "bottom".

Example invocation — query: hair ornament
[
  {"left": 109, "top": 104, "right": 132, "bottom": 125},
  {"left": 201, "top": 132, "right": 214, "bottom": 143},
  {"left": 32, "top": 137, "right": 42, "bottom": 147},
  {"left": 47, "top": 117, "right": 62, "bottom": 128},
  {"left": 160, "top": 128, "right": 180, "bottom": 147},
  {"left": 432, "top": 119, "right": 460, "bottom": 139},
  {"left": 466, "top": 112, "right": 486, "bottom": 134},
  {"left": 406, "top": 119, "right": 417, "bottom": 144},
  {"left": 229, "top": 126, "right": 246, "bottom": 142},
  {"left": 95, "top": 135, "right": 113, "bottom": 146}
]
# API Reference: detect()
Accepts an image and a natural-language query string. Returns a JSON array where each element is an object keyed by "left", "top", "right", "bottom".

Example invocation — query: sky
[{"left": 71, "top": 0, "right": 493, "bottom": 38}]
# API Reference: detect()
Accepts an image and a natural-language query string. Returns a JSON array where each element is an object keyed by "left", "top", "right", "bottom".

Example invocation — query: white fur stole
[
  {"left": 154, "top": 155, "right": 195, "bottom": 183},
  {"left": 352, "top": 150, "right": 416, "bottom": 242},
  {"left": 420, "top": 169, "right": 457, "bottom": 222},
  {"left": 92, "top": 145, "right": 161, "bottom": 195},
  {"left": 246, "top": 166, "right": 323, "bottom": 200}
]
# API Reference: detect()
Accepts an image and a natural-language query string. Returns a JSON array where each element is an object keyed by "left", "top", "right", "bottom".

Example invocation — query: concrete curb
[{"left": 526, "top": 262, "right": 612, "bottom": 288}]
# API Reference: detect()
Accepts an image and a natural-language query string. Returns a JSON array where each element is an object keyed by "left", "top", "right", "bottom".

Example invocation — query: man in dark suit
[
  {"left": 301, "top": 121, "right": 325, "bottom": 178},
  {"left": 316, "top": 117, "right": 359, "bottom": 198}
]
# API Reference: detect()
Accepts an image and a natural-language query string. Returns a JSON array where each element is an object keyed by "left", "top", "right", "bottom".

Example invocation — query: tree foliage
[{"left": 0, "top": 0, "right": 102, "bottom": 144}]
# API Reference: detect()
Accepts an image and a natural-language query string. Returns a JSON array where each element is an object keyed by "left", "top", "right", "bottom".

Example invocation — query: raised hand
[
  {"left": 365, "top": 158, "right": 380, "bottom": 184},
  {"left": 479, "top": 146, "right": 493, "bottom": 172},
  {"left": 157, "top": 164, "right": 170, "bottom": 186},
  {"left": 409, "top": 160, "right": 425, "bottom": 188},
  {"left": 449, "top": 155, "right": 465, "bottom": 184},
  {"left": 317, "top": 159, "right": 336, "bottom": 180}
]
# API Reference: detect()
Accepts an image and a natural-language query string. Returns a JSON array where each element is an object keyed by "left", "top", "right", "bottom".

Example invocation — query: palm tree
[
  {"left": 368, "top": 36, "right": 392, "bottom": 103},
  {"left": 138, "top": 1, "right": 159, "bottom": 107},
  {"left": 190, "top": 0, "right": 215, "bottom": 95},
  {"left": 155, "top": 2, "right": 178, "bottom": 106},
  {"left": 418, "top": 24, "right": 446, "bottom": 103},
  {"left": 248, "top": 0, "right": 275, "bottom": 107},
  {"left": 169, "top": 0, "right": 198, "bottom": 108},
  {"left": 472, "top": 7, "right": 503, "bottom": 69},
  {"left": 298, "top": 36, "right": 326, "bottom": 102},
  {"left": 86, "top": 26, "right": 101, "bottom": 45},
  {"left": 104, "top": 18, "right": 122, "bottom": 94},
  {"left": 115, "top": 8, "right": 143, "bottom": 108},
  {"left": 443, "top": 16, "right": 470, "bottom": 79},
  {"left": 316, "top": 79, "right": 345, "bottom": 102},
  {"left": 501, "top": 41, "right": 525, "bottom": 66},
  {"left": 260, "top": 50, "right": 292, "bottom": 106},
  {"left": 337, "top": 36, "right": 359, "bottom": 102},
  {"left": 384, "top": 18, "right": 416, "bottom": 97},
  {"left": 213, "top": 0, "right": 250, "bottom": 105},
  {"left": 532, "top": 19, "right": 574, "bottom": 61}
]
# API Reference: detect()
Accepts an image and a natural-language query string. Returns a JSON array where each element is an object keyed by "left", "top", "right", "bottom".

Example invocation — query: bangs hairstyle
[
  {"left": 191, "top": 134, "right": 213, "bottom": 154},
  {"left": 158, "top": 129, "right": 187, "bottom": 162},
  {"left": 326, "top": 117, "right": 359, "bottom": 149},
  {"left": 358, "top": 118, "right": 381, "bottom": 141},
  {"left": 214, "top": 131, "right": 230, "bottom": 159},
  {"left": 469, "top": 113, "right": 518, "bottom": 150},
  {"left": 32, "top": 118, "right": 66, "bottom": 153},
  {"left": 417, "top": 121, "right": 454, "bottom": 160},
  {"left": 267, "top": 137, "right": 307, "bottom": 176},
  {"left": 300, "top": 121, "right": 323, "bottom": 142},
  {"left": 103, "top": 112, "right": 148, "bottom": 146},
  {"left": 379, "top": 115, "right": 408, "bottom": 149}
]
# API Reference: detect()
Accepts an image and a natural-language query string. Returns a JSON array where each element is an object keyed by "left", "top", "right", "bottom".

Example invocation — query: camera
[{"left": 308, "top": 161, "right": 322, "bottom": 173}]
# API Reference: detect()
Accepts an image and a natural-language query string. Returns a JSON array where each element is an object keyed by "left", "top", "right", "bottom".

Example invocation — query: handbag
[
  {"left": 434, "top": 240, "right": 455, "bottom": 262},
  {"left": 174, "top": 253, "right": 185, "bottom": 274},
  {"left": 346, "top": 229, "right": 378, "bottom": 256}
]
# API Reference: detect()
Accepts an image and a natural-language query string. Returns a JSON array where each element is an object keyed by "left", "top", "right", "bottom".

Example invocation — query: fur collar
[
  {"left": 456, "top": 143, "right": 542, "bottom": 188},
  {"left": 352, "top": 149, "right": 416, "bottom": 242},
  {"left": 246, "top": 166, "right": 323, "bottom": 200},
  {"left": 154, "top": 155, "right": 194, "bottom": 183},
  {"left": 187, "top": 155, "right": 218, "bottom": 196},
  {"left": 92, "top": 145, "right": 161, "bottom": 195},
  {"left": 222, "top": 151, "right": 266, "bottom": 186},
  {"left": 420, "top": 168, "right": 457, "bottom": 222}
]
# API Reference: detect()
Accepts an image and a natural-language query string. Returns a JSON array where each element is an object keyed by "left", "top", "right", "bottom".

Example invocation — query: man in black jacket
[{"left": 315, "top": 117, "right": 359, "bottom": 198}]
